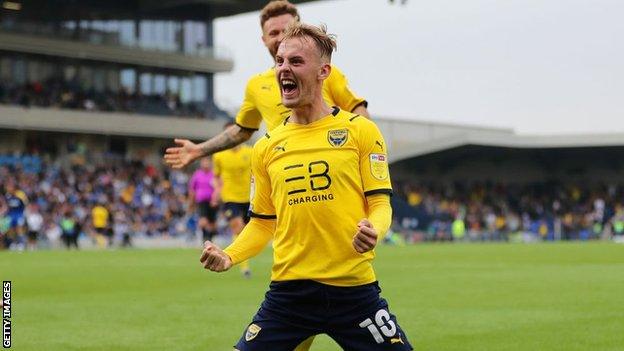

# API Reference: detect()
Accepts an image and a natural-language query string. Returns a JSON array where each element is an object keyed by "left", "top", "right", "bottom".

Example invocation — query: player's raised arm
[{"left": 163, "top": 124, "right": 254, "bottom": 169}]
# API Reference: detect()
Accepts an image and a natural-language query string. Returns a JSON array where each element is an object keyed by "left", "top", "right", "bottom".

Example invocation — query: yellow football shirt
[
  {"left": 248, "top": 107, "right": 392, "bottom": 287},
  {"left": 212, "top": 145, "right": 253, "bottom": 203},
  {"left": 92, "top": 206, "right": 109, "bottom": 229},
  {"left": 235, "top": 65, "right": 367, "bottom": 132}
]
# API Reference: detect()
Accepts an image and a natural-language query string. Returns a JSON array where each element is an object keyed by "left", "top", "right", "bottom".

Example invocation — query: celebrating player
[
  {"left": 164, "top": 0, "right": 370, "bottom": 168},
  {"left": 166, "top": 2, "right": 374, "bottom": 349},
  {"left": 200, "top": 22, "right": 413, "bottom": 350}
]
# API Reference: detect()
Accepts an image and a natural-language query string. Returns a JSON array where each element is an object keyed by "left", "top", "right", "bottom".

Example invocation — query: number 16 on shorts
[{"left": 359, "top": 309, "right": 397, "bottom": 344}]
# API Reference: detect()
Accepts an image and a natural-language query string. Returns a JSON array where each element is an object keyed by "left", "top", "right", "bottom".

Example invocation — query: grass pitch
[{"left": 2, "top": 242, "right": 623, "bottom": 350}]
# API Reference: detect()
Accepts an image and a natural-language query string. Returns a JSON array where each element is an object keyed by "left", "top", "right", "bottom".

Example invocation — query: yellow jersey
[
  {"left": 91, "top": 205, "right": 109, "bottom": 229},
  {"left": 235, "top": 65, "right": 367, "bottom": 132},
  {"left": 212, "top": 145, "right": 253, "bottom": 203},
  {"left": 248, "top": 107, "right": 392, "bottom": 286}
]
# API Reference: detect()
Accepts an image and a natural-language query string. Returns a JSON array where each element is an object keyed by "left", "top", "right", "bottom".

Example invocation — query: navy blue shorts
[
  {"left": 235, "top": 280, "right": 413, "bottom": 351},
  {"left": 223, "top": 202, "right": 250, "bottom": 223}
]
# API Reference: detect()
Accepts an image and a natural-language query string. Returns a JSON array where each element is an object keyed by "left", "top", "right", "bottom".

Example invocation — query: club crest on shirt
[
  {"left": 327, "top": 129, "right": 348, "bottom": 147},
  {"left": 369, "top": 153, "right": 389, "bottom": 180},
  {"left": 245, "top": 323, "right": 262, "bottom": 341}
]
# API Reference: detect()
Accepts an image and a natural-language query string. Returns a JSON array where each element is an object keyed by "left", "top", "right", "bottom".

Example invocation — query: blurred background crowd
[
  {"left": 2, "top": 151, "right": 623, "bottom": 250},
  {"left": 391, "top": 180, "right": 624, "bottom": 243},
  {"left": 0, "top": 151, "right": 194, "bottom": 250}
]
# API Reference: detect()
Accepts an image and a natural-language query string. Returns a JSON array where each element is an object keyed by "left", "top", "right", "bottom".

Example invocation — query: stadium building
[{"left": 0, "top": 0, "right": 317, "bottom": 162}]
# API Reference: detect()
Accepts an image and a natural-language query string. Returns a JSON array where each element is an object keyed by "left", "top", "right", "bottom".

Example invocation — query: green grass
[{"left": 2, "top": 242, "right": 623, "bottom": 350}]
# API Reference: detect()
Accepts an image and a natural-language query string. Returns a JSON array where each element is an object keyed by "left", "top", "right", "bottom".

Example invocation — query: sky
[{"left": 214, "top": 0, "right": 623, "bottom": 135}]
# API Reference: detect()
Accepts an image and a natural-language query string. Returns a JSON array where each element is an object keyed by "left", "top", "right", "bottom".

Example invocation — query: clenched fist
[
  {"left": 352, "top": 219, "right": 378, "bottom": 253},
  {"left": 200, "top": 240, "right": 233, "bottom": 272}
]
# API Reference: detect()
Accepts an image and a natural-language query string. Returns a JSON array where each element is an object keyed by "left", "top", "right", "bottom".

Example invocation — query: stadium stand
[
  {"left": 2, "top": 148, "right": 623, "bottom": 250},
  {"left": 392, "top": 180, "right": 624, "bottom": 242},
  {"left": 0, "top": 151, "right": 193, "bottom": 250}
]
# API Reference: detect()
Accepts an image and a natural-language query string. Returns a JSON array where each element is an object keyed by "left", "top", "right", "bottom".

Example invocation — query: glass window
[
  {"left": 120, "top": 69, "right": 135, "bottom": 93},
  {"left": 167, "top": 76, "right": 179, "bottom": 94},
  {"left": 78, "top": 66, "right": 94, "bottom": 88},
  {"left": 153, "top": 75, "right": 166, "bottom": 95},
  {"left": 63, "top": 65, "right": 77, "bottom": 82},
  {"left": 119, "top": 20, "right": 136, "bottom": 47},
  {"left": 193, "top": 75, "right": 206, "bottom": 102},
  {"left": 180, "top": 77, "right": 192, "bottom": 103},
  {"left": 107, "top": 69, "right": 120, "bottom": 92},
  {"left": 13, "top": 59, "right": 27, "bottom": 84},
  {"left": 27, "top": 61, "right": 40, "bottom": 83},
  {"left": 140, "top": 73, "right": 152, "bottom": 95},
  {"left": 93, "top": 69, "right": 106, "bottom": 92}
]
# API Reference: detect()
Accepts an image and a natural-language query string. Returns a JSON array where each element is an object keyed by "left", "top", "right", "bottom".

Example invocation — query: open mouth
[{"left": 280, "top": 78, "right": 298, "bottom": 98}]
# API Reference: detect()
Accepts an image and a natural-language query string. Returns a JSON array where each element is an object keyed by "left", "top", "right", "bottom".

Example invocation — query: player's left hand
[
  {"left": 200, "top": 240, "right": 233, "bottom": 272},
  {"left": 352, "top": 219, "right": 377, "bottom": 253}
]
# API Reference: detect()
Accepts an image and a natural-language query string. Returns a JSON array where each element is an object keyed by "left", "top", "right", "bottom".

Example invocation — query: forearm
[
  {"left": 352, "top": 104, "right": 370, "bottom": 119},
  {"left": 223, "top": 218, "right": 274, "bottom": 264},
  {"left": 367, "top": 194, "right": 392, "bottom": 237},
  {"left": 197, "top": 125, "right": 253, "bottom": 157}
]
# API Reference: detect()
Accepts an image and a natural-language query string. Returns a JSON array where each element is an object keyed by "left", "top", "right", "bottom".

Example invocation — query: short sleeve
[
  {"left": 235, "top": 79, "right": 263, "bottom": 130},
  {"left": 357, "top": 120, "right": 393, "bottom": 197},
  {"left": 325, "top": 65, "right": 367, "bottom": 113},
  {"left": 249, "top": 141, "right": 276, "bottom": 219}
]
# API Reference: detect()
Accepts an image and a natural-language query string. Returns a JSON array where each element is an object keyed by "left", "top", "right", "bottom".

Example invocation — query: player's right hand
[
  {"left": 200, "top": 240, "right": 233, "bottom": 272},
  {"left": 352, "top": 219, "right": 378, "bottom": 253},
  {"left": 164, "top": 139, "right": 201, "bottom": 169}
]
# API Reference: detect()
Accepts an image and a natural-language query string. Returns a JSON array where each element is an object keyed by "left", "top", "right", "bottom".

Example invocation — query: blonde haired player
[
  {"left": 200, "top": 22, "right": 413, "bottom": 351},
  {"left": 164, "top": 3, "right": 371, "bottom": 348}
]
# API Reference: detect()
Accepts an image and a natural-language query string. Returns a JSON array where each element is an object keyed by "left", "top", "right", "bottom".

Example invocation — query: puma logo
[
  {"left": 375, "top": 140, "right": 384, "bottom": 150},
  {"left": 390, "top": 335, "right": 404, "bottom": 344},
  {"left": 274, "top": 142, "right": 287, "bottom": 152}
]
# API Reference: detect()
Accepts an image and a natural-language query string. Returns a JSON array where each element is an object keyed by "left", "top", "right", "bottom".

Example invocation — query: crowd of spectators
[
  {"left": 0, "top": 77, "right": 208, "bottom": 118},
  {"left": 2, "top": 152, "right": 622, "bottom": 250},
  {"left": 393, "top": 180, "right": 624, "bottom": 242},
  {"left": 0, "top": 153, "right": 195, "bottom": 250}
]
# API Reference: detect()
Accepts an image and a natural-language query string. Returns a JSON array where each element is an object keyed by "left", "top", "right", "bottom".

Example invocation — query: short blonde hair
[
  {"left": 260, "top": 1, "right": 300, "bottom": 29},
  {"left": 282, "top": 22, "right": 337, "bottom": 61}
]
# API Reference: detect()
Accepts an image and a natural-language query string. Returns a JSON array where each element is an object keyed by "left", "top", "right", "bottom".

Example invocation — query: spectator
[{"left": 25, "top": 203, "right": 44, "bottom": 250}]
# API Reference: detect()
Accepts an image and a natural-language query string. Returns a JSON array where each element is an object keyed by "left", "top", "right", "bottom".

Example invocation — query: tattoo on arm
[{"left": 198, "top": 126, "right": 253, "bottom": 156}]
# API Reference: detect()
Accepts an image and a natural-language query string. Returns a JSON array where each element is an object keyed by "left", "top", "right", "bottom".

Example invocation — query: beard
[{"left": 269, "top": 42, "right": 280, "bottom": 60}]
